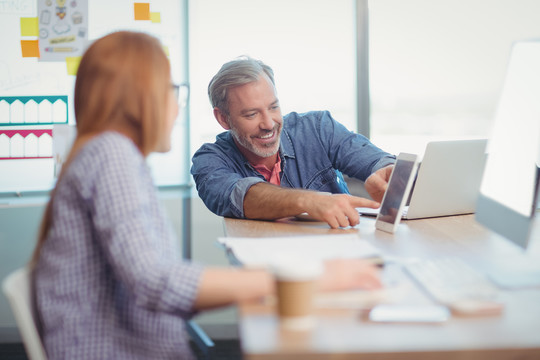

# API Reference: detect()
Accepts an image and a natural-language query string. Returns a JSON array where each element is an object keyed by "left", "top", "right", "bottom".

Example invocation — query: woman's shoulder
[
  {"left": 79, "top": 131, "right": 140, "bottom": 162},
  {"left": 67, "top": 132, "right": 143, "bottom": 180},
  {"left": 86, "top": 131, "right": 139, "bottom": 156}
]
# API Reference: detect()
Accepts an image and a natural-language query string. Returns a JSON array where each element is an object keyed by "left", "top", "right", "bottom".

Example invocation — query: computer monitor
[{"left": 475, "top": 40, "right": 540, "bottom": 287}]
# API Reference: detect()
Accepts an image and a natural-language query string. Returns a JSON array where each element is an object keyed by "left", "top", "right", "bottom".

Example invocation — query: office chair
[
  {"left": 2, "top": 267, "right": 48, "bottom": 360},
  {"left": 2, "top": 267, "right": 213, "bottom": 360}
]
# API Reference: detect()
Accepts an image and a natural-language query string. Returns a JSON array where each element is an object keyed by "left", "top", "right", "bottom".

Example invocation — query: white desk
[{"left": 223, "top": 214, "right": 540, "bottom": 360}]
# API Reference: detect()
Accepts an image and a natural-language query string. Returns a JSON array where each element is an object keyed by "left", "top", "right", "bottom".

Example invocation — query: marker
[
  {"left": 366, "top": 256, "right": 385, "bottom": 268},
  {"left": 44, "top": 47, "right": 78, "bottom": 52}
]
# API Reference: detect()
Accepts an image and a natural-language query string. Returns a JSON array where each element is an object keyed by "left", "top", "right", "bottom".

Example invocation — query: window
[
  {"left": 368, "top": 0, "right": 540, "bottom": 156},
  {"left": 189, "top": 0, "right": 357, "bottom": 156}
]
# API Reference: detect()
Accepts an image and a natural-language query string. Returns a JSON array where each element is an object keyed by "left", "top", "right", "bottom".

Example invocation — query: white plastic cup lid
[{"left": 270, "top": 257, "right": 323, "bottom": 281}]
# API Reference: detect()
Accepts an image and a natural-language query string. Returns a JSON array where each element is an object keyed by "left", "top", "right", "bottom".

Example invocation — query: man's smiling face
[{"left": 225, "top": 74, "right": 283, "bottom": 162}]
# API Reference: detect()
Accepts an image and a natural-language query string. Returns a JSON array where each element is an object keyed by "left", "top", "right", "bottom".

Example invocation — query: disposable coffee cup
[{"left": 271, "top": 259, "right": 323, "bottom": 330}]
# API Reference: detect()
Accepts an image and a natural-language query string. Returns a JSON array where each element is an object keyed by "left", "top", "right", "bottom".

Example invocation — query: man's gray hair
[{"left": 208, "top": 56, "right": 275, "bottom": 115}]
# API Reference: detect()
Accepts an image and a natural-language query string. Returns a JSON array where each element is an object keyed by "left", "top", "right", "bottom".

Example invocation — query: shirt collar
[{"left": 278, "top": 127, "right": 295, "bottom": 159}]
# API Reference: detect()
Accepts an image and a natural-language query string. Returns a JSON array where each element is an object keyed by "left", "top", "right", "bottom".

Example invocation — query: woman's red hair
[{"left": 31, "top": 31, "right": 171, "bottom": 265}]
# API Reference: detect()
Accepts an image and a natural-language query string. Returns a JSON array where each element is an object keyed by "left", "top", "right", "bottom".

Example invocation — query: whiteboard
[{"left": 0, "top": 0, "right": 189, "bottom": 193}]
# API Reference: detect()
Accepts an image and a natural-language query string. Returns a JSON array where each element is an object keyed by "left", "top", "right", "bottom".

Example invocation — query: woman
[{"left": 32, "top": 31, "right": 381, "bottom": 359}]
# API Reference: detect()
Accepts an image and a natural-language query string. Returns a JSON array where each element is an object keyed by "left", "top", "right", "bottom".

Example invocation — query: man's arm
[{"left": 243, "top": 182, "right": 380, "bottom": 229}]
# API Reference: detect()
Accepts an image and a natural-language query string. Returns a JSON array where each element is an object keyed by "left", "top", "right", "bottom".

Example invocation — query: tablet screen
[{"left": 376, "top": 153, "right": 418, "bottom": 233}]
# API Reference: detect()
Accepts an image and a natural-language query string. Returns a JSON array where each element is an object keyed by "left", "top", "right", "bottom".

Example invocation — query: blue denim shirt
[{"left": 191, "top": 111, "right": 395, "bottom": 218}]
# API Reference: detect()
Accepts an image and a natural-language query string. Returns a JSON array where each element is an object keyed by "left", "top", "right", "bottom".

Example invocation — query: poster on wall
[
  {"left": 38, "top": 0, "right": 88, "bottom": 62},
  {"left": 1, "top": 1, "right": 188, "bottom": 192}
]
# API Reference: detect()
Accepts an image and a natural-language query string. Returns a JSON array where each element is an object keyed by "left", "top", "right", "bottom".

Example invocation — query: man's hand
[
  {"left": 364, "top": 165, "right": 394, "bottom": 202},
  {"left": 302, "top": 192, "right": 379, "bottom": 229}
]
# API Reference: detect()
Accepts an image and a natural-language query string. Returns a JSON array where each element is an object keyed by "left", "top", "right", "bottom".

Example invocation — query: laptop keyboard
[{"left": 401, "top": 206, "right": 409, "bottom": 218}]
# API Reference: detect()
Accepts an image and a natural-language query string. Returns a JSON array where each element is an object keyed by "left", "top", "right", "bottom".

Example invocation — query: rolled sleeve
[
  {"left": 192, "top": 134, "right": 266, "bottom": 218},
  {"left": 230, "top": 177, "right": 265, "bottom": 218},
  {"left": 162, "top": 261, "right": 205, "bottom": 318},
  {"left": 372, "top": 156, "right": 396, "bottom": 173}
]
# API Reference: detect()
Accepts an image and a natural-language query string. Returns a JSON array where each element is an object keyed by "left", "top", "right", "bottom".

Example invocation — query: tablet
[{"left": 375, "top": 153, "right": 419, "bottom": 233}]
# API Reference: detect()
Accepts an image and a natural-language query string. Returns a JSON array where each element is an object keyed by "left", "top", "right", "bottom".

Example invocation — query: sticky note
[
  {"left": 21, "top": 17, "right": 39, "bottom": 36},
  {"left": 134, "top": 3, "right": 150, "bottom": 20},
  {"left": 150, "top": 12, "right": 161, "bottom": 23},
  {"left": 66, "top": 56, "right": 81, "bottom": 75},
  {"left": 21, "top": 40, "right": 40, "bottom": 58},
  {"left": 162, "top": 46, "right": 169, "bottom": 57}
]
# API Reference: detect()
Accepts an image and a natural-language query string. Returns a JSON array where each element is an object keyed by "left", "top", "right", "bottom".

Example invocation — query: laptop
[{"left": 360, "top": 139, "right": 488, "bottom": 219}]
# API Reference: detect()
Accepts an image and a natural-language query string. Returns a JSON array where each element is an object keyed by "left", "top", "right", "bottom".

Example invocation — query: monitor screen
[{"left": 476, "top": 40, "right": 540, "bottom": 249}]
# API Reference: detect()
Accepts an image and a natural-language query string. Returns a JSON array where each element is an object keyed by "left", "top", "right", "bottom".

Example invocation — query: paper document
[{"left": 217, "top": 234, "right": 381, "bottom": 268}]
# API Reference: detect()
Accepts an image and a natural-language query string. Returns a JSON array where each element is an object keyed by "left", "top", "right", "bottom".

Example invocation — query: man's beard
[{"left": 230, "top": 125, "right": 281, "bottom": 158}]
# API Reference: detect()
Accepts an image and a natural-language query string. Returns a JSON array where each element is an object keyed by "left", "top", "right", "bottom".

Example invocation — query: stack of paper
[{"left": 217, "top": 234, "right": 381, "bottom": 268}]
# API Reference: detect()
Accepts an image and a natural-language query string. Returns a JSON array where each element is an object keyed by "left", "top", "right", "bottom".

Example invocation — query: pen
[{"left": 366, "top": 256, "right": 385, "bottom": 268}]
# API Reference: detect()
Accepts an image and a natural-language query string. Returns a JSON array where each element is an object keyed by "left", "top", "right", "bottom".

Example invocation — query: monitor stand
[
  {"left": 489, "top": 270, "right": 540, "bottom": 288},
  {"left": 487, "top": 255, "right": 540, "bottom": 289}
]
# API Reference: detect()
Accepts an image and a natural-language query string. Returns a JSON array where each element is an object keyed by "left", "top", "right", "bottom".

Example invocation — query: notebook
[
  {"left": 360, "top": 139, "right": 488, "bottom": 220},
  {"left": 217, "top": 234, "right": 382, "bottom": 268}
]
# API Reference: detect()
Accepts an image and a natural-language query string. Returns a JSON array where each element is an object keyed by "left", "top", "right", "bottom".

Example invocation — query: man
[{"left": 191, "top": 56, "right": 395, "bottom": 229}]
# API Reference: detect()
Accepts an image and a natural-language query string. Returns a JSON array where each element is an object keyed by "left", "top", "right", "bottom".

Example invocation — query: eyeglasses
[{"left": 171, "top": 83, "right": 189, "bottom": 108}]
